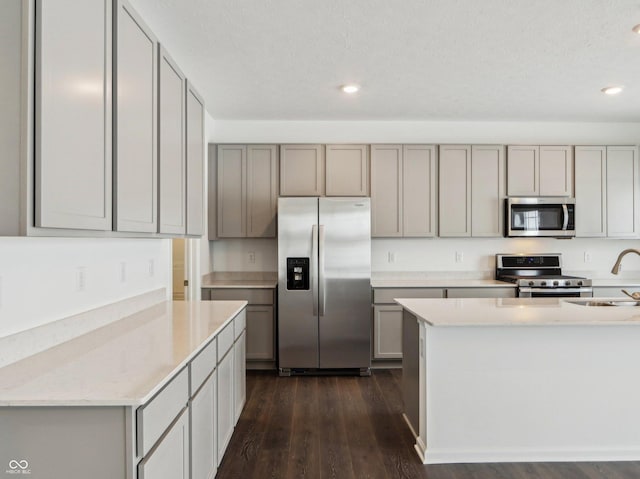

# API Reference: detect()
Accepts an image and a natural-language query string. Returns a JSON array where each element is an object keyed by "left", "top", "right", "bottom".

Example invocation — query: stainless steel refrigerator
[{"left": 277, "top": 197, "right": 371, "bottom": 375}]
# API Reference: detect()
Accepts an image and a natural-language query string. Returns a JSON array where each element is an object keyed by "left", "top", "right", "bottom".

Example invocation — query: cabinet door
[
  {"left": 325, "top": 144, "right": 369, "bottom": 196},
  {"left": 35, "top": 0, "right": 112, "bottom": 230},
  {"left": 403, "top": 145, "right": 436, "bottom": 237},
  {"left": 439, "top": 145, "right": 471, "bottom": 237},
  {"left": 446, "top": 287, "right": 516, "bottom": 298},
  {"left": 190, "top": 370, "right": 217, "bottom": 479},
  {"left": 233, "top": 331, "right": 246, "bottom": 423},
  {"left": 607, "top": 146, "right": 639, "bottom": 238},
  {"left": 371, "top": 145, "right": 403, "bottom": 237},
  {"left": 138, "top": 408, "right": 189, "bottom": 479},
  {"left": 507, "top": 145, "right": 538, "bottom": 196},
  {"left": 158, "top": 46, "right": 186, "bottom": 234},
  {"left": 246, "top": 305, "right": 274, "bottom": 360},
  {"left": 114, "top": 0, "right": 157, "bottom": 233},
  {"left": 280, "top": 144, "right": 324, "bottom": 196},
  {"left": 247, "top": 145, "right": 278, "bottom": 237},
  {"left": 373, "top": 305, "right": 403, "bottom": 359},
  {"left": 217, "top": 145, "right": 246, "bottom": 237},
  {"left": 539, "top": 146, "right": 573, "bottom": 196},
  {"left": 575, "top": 146, "right": 606, "bottom": 237},
  {"left": 186, "top": 82, "right": 205, "bottom": 236},
  {"left": 217, "top": 349, "right": 234, "bottom": 465},
  {"left": 471, "top": 145, "right": 505, "bottom": 237}
]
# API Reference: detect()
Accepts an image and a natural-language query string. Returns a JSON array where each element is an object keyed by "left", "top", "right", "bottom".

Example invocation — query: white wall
[
  {"left": 0, "top": 238, "right": 170, "bottom": 338},
  {"left": 205, "top": 120, "right": 640, "bottom": 277}
]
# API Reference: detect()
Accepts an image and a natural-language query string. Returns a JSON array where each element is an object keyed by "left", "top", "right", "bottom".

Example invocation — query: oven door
[{"left": 518, "top": 287, "right": 593, "bottom": 298}]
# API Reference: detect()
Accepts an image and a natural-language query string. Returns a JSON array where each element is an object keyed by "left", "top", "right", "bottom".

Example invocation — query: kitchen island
[{"left": 398, "top": 297, "right": 640, "bottom": 465}]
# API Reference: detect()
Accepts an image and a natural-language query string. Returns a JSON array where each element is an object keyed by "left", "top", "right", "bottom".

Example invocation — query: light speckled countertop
[
  {"left": 0, "top": 300, "right": 246, "bottom": 406},
  {"left": 397, "top": 297, "right": 640, "bottom": 327}
]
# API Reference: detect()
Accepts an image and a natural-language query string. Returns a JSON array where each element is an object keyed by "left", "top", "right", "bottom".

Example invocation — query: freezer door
[
  {"left": 318, "top": 198, "right": 371, "bottom": 369},
  {"left": 278, "top": 197, "right": 320, "bottom": 368}
]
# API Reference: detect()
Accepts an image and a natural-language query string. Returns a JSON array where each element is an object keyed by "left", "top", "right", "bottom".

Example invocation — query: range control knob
[
  {"left": 528, "top": 281, "right": 535, "bottom": 287},
  {"left": 565, "top": 280, "right": 571, "bottom": 287},
  {"left": 577, "top": 280, "right": 583, "bottom": 286},
  {"left": 553, "top": 280, "right": 559, "bottom": 286},
  {"left": 540, "top": 281, "right": 547, "bottom": 286}
]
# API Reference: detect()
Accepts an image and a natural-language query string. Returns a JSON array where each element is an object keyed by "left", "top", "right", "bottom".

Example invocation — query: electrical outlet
[
  {"left": 584, "top": 252, "right": 592, "bottom": 263},
  {"left": 148, "top": 259, "right": 155, "bottom": 277},
  {"left": 455, "top": 251, "right": 464, "bottom": 263},
  {"left": 76, "top": 267, "right": 86, "bottom": 292},
  {"left": 120, "top": 262, "right": 127, "bottom": 283},
  {"left": 388, "top": 251, "right": 395, "bottom": 263},
  {"left": 248, "top": 252, "right": 256, "bottom": 264}
]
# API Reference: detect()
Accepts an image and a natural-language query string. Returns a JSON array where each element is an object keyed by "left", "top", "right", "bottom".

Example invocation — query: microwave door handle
[{"left": 562, "top": 204, "right": 569, "bottom": 230}]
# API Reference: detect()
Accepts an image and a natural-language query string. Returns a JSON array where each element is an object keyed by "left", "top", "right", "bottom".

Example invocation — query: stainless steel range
[{"left": 496, "top": 254, "right": 593, "bottom": 298}]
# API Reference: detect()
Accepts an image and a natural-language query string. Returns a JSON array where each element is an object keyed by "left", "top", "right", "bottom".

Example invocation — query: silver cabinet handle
[
  {"left": 319, "top": 225, "right": 326, "bottom": 317},
  {"left": 311, "top": 224, "right": 318, "bottom": 315}
]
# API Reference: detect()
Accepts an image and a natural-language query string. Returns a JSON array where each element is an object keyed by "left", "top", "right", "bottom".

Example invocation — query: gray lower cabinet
[
  {"left": 35, "top": 0, "right": 113, "bottom": 231},
  {"left": 190, "top": 370, "right": 217, "bottom": 479},
  {"left": 234, "top": 330, "right": 247, "bottom": 423},
  {"left": 138, "top": 408, "right": 190, "bottom": 479},
  {"left": 217, "top": 343, "right": 235, "bottom": 465},
  {"left": 372, "top": 286, "right": 515, "bottom": 361},
  {"left": 592, "top": 287, "right": 630, "bottom": 298},
  {"left": 205, "top": 287, "right": 276, "bottom": 368}
]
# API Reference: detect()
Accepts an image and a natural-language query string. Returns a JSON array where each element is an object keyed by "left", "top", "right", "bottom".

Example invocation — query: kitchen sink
[{"left": 567, "top": 299, "right": 640, "bottom": 307}]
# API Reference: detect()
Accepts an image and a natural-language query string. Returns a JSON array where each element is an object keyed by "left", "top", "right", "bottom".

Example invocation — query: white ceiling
[{"left": 129, "top": 0, "right": 640, "bottom": 122}]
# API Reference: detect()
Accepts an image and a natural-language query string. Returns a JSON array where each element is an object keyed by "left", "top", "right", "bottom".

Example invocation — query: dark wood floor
[{"left": 216, "top": 370, "right": 640, "bottom": 479}]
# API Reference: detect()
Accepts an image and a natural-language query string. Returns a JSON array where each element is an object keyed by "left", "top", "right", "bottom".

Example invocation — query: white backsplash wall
[
  {"left": 372, "top": 237, "right": 640, "bottom": 278},
  {"left": 210, "top": 239, "right": 277, "bottom": 272},
  {"left": 0, "top": 238, "right": 171, "bottom": 338}
]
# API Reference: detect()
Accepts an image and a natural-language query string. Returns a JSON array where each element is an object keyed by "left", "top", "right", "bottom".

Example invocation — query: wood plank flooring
[{"left": 216, "top": 370, "right": 640, "bottom": 479}]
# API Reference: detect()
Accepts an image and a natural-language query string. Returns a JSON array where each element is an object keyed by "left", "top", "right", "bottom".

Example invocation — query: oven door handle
[
  {"left": 562, "top": 204, "right": 569, "bottom": 230},
  {"left": 519, "top": 287, "right": 593, "bottom": 294}
]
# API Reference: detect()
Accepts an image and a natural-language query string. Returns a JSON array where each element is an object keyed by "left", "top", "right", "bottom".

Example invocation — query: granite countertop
[
  {"left": 396, "top": 297, "right": 640, "bottom": 327},
  {"left": 201, "top": 271, "right": 277, "bottom": 289},
  {"left": 0, "top": 300, "right": 246, "bottom": 406}
]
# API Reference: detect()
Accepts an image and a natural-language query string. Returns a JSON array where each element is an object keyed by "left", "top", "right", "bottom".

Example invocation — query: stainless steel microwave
[{"left": 505, "top": 197, "right": 576, "bottom": 237}]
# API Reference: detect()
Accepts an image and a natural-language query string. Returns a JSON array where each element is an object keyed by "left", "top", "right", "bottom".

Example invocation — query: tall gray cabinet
[
  {"left": 114, "top": 0, "right": 157, "bottom": 233},
  {"left": 35, "top": 0, "right": 113, "bottom": 230},
  {"left": 158, "top": 46, "right": 187, "bottom": 235}
]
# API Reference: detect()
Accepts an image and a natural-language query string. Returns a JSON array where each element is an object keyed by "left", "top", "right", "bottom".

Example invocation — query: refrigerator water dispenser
[{"left": 286, "top": 257, "right": 309, "bottom": 290}]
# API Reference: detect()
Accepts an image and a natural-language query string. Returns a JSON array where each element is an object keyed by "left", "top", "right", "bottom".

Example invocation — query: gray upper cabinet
[
  {"left": 471, "top": 145, "right": 505, "bottom": 237},
  {"left": 114, "top": 0, "right": 157, "bottom": 233},
  {"left": 280, "top": 144, "right": 325, "bottom": 196},
  {"left": 439, "top": 145, "right": 505, "bottom": 238},
  {"left": 439, "top": 145, "right": 471, "bottom": 237},
  {"left": 371, "top": 144, "right": 436, "bottom": 237},
  {"left": 216, "top": 145, "right": 277, "bottom": 238},
  {"left": 325, "top": 144, "right": 369, "bottom": 196},
  {"left": 186, "top": 82, "right": 205, "bottom": 236},
  {"left": 575, "top": 146, "right": 638, "bottom": 238},
  {"left": 35, "top": 0, "right": 112, "bottom": 230},
  {"left": 158, "top": 45, "right": 186, "bottom": 235},
  {"left": 507, "top": 145, "right": 572, "bottom": 197}
]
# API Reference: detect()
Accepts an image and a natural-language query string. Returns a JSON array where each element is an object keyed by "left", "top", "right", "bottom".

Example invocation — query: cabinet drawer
[
  {"left": 137, "top": 367, "right": 189, "bottom": 457},
  {"left": 190, "top": 339, "right": 217, "bottom": 397},
  {"left": 373, "top": 288, "right": 444, "bottom": 304},
  {"left": 234, "top": 309, "right": 247, "bottom": 340},
  {"left": 138, "top": 407, "right": 190, "bottom": 479},
  {"left": 209, "top": 288, "right": 274, "bottom": 305},
  {"left": 446, "top": 287, "right": 516, "bottom": 298},
  {"left": 217, "top": 322, "right": 234, "bottom": 361}
]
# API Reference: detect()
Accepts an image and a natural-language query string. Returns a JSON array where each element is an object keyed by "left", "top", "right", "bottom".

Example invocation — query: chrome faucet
[{"left": 611, "top": 249, "right": 640, "bottom": 274}]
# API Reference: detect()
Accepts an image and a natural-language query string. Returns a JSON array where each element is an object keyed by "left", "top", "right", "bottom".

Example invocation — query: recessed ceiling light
[
  {"left": 601, "top": 86, "right": 624, "bottom": 95},
  {"left": 341, "top": 84, "right": 360, "bottom": 94},
  {"left": 633, "top": 24, "right": 640, "bottom": 34}
]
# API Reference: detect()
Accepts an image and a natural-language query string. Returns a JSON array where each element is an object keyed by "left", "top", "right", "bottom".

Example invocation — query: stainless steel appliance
[
  {"left": 277, "top": 197, "right": 371, "bottom": 376},
  {"left": 505, "top": 197, "right": 576, "bottom": 238},
  {"left": 496, "top": 253, "right": 592, "bottom": 297}
]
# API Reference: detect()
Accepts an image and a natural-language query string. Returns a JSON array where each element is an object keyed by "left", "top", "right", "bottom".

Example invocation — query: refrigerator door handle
[
  {"left": 319, "top": 224, "right": 326, "bottom": 317},
  {"left": 312, "top": 224, "right": 319, "bottom": 316}
]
